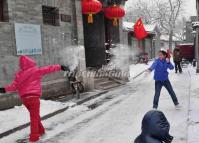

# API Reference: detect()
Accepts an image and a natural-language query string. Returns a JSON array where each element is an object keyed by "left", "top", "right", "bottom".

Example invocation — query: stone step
[
  {"left": 94, "top": 78, "right": 110, "bottom": 84},
  {"left": 94, "top": 77, "right": 124, "bottom": 90},
  {"left": 97, "top": 80, "right": 115, "bottom": 85},
  {"left": 96, "top": 83, "right": 121, "bottom": 90},
  {"left": 97, "top": 80, "right": 118, "bottom": 87}
]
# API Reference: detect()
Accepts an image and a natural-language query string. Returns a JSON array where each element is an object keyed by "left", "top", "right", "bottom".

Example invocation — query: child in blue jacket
[{"left": 148, "top": 50, "right": 180, "bottom": 109}]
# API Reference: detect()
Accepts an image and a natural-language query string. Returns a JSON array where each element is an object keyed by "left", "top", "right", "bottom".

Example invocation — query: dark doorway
[
  {"left": 105, "top": 17, "right": 120, "bottom": 47},
  {"left": 0, "top": 0, "right": 9, "bottom": 22},
  {"left": 104, "top": 17, "right": 120, "bottom": 64},
  {"left": 0, "top": 0, "right": 4, "bottom": 21},
  {"left": 83, "top": 11, "right": 106, "bottom": 68}
]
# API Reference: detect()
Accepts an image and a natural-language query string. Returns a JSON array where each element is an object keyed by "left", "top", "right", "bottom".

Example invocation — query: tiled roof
[{"left": 123, "top": 21, "right": 158, "bottom": 33}]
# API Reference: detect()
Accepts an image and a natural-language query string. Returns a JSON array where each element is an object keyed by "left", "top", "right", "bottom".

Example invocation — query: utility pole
[{"left": 196, "top": 0, "right": 199, "bottom": 73}]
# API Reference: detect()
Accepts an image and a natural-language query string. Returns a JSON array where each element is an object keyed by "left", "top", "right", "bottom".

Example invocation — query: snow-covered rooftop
[
  {"left": 177, "top": 43, "right": 194, "bottom": 46},
  {"left": 123, "top": 21, "right": 158, "bottom": 34},
  {"left": 160, "top": 34, "right": 182, "bottom": 42}
]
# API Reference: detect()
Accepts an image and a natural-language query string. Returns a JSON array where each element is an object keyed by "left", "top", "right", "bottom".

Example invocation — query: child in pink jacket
[{"left": 0, "top": 56, "right": 69, "bottom": 142}]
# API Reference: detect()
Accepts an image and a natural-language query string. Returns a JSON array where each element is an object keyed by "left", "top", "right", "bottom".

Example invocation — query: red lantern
[
  {"left": 81, "top": 0, "right": 102, "bottom": 23},
  {"left": 104, "top": 5, "right": 125, "bottom": 26}
]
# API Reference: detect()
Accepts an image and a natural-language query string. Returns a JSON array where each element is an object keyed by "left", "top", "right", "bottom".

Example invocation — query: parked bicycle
[{"left": 67, "top": 69, "right": 84, "bottom": 99}]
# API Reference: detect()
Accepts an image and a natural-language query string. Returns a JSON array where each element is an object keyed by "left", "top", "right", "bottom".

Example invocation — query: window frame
[
  {"left": 0, "top": 0, "right": 4, "bottom": 21},
  {"left": 0, "top": 0, "right": 9, "bottom": 22},
  {"left": 42, "top": 5, "right": 60, "bottom": 26}
]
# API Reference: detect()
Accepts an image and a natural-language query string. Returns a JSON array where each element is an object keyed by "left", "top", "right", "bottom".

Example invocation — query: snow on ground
[
  {"left": 187, "top": 66, "right": 199, "bottom": 143},
  {"left": 129, "top": 63, "right": 149, "bottom": 78},
  {"left": 0, "top": 100, "right": 75, "bottom": 134},
  {"left": 0, "top": 62, "right": 198, "bottom": 143}
]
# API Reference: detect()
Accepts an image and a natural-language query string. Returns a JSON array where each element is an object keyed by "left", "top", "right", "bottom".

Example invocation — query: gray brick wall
[
  {"left": 0, "top": 0, "right": 76, "bottom": 81},
  {"left": 0, "top": 0, "right": 86, "bottom": 109}
]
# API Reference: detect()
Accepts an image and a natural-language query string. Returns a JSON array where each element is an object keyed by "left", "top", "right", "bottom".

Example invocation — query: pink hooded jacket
[{"left": 4, "top": 56, "right": 61, "bottom": 98}]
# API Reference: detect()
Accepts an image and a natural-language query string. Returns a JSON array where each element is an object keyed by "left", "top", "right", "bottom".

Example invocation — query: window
[
  {"left": 42, "top": 6, "right": 60, "bottom": 26},
  {"left": 0, "top": 0, "right": 9, "bottom": 22}
]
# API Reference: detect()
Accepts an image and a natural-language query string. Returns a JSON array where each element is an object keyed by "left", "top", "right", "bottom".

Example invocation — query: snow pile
[{"left": 187, "top": 66, "right": 199, "bottom": 143}]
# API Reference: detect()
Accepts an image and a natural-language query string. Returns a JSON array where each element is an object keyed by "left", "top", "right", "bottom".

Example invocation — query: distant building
[
  {"left": 186, "top": 21, "right": 195, "bottom": 43},
  {"left": 123, "top": 21, "right": 161, "bottom": 59},
  {"left": 185, "top": 16, "right": 197, "bottom": 43},
  {"left": 160, "top": 35, "right": 182, "bottom": 51}
]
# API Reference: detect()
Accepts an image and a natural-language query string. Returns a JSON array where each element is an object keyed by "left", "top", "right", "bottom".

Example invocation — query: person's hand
[
  {"left": 61, "top": 65, "right": 70, "bottom": 72},
  {"left": 0, "top": 88, "right": 6, "bottom": 93},
  {"left": 166, "top": 58, "right": 170, "bottom": 63},
  {"left": 146, "top": 69, "right": 152, "bottom": 73}
]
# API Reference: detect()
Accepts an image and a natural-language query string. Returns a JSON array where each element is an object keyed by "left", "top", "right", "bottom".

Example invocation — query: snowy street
[
  {"left": 0, "top": 63, "right": 194, "bottom": 143},
  {"left": 0, "top": 0, "right": 198, "bottom": 142}
]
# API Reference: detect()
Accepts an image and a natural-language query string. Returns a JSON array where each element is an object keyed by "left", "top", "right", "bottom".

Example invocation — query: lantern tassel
[
  {"left": 88, "top": 14, "right": 93, "bottom": 23},
  {"left": 113, "top": 18, "right": 118, "bottom": 26}
]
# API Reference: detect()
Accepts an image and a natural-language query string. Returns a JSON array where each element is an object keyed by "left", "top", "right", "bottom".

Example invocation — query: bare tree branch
[{"left": 124, "top": 0, "right": 184, "bottom": 49}]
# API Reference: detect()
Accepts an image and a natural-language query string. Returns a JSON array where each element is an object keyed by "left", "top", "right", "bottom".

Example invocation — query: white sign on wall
[{"left": 15, "top": 23, "right": 42, "bottom": 55}]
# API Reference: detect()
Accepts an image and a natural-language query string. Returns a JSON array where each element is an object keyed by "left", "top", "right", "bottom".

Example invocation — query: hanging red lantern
[
  {"left": 104, "top": 5, "right": 125, "bottom": 26},
  {"left": 81, "top": 0, "right": 102, "bottom": 24}
]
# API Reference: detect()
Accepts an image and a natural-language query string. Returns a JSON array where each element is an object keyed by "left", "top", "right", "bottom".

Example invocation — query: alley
[
  {"left": 0, "top": 64, "right": 190, "bottom": 143},
  {"left": 0, "top": 0, "right": 198, "bottom": 143}
]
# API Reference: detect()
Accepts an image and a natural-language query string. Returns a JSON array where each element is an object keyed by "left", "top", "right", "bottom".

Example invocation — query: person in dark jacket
[
  {"left": 173, "top": 48, "right": 182, "bottom": 73},
  {"left": 148, "top": 50, "right": 180, "bottom": 109},
  {"left": 134, "top": 110, "right": 173, "bottom": 143}
]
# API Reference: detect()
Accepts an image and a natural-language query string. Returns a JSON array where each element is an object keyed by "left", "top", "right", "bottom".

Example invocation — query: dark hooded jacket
[
  {"left": 134, "top": 110, "right": 173, "bottom": 143},
  {"left": 173, "top": 48, "right": 182, "bottom": 62}
]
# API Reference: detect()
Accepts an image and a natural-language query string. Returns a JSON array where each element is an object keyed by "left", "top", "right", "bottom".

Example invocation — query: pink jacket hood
[
  {"left": 19, "top": 56, "right": 36, "bottom": 71},
  {"left": 5, "top": 56, "right": 61, "bottom": 98}
]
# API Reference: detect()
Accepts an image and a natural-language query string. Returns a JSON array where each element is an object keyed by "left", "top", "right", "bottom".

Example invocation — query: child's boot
[
  {"left": 29, "top": 134, "right": 40, "bottom": 142},
  {"left": 39, "top": 122, "right": 45, "bottom": 136},
  {"left": 40, "top": 129, "right": 45, "bottom": 136}
]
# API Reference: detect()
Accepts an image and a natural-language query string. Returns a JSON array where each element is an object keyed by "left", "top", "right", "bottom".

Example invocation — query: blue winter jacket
[{"left": 149, "top": 59, "right": 174, "bottom": 81}]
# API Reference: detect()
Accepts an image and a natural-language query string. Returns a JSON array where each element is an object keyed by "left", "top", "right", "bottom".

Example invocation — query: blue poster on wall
[{"left": 15, "top": 23, "right": 42, "bottom": 55}]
